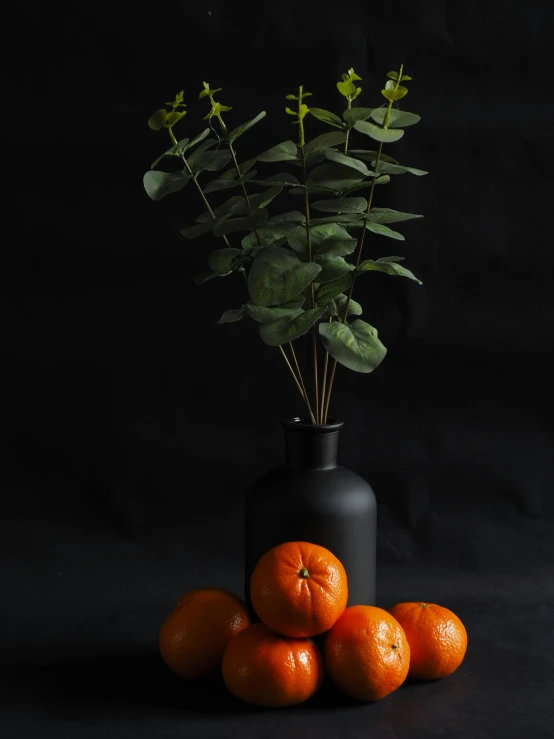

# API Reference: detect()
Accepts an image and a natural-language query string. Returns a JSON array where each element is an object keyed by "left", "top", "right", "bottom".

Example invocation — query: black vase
[{"left": 244, "top": 417, "right": 377, "bottom": 612}]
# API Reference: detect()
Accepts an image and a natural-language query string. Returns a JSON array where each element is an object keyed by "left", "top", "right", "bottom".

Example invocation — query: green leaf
[
  {"left": 348, "top": 149, "right": 399, "bottom": 164},
  {"left": 150, "top": 138, "right": 190, "bottom": 169},
  {"left": 256, "top": 140, "right": 298, "bottom": 162},
  {"left": 287, "top": 223, "right": 354, "bottom": 258},
  {"left": 342, "top": 107, "right": 375, "bottom": 126},
  {"left": 186, "top": 140, "right": 222, "bottom": 171},
  {"left": 372, "top": 161, "right": 428, "bottom": 176},
  {"left": 235, "top": 187, "right": 283, "bottom": 217},
  {"left": 319, "top": 319, "right": 387, "bottom": 373},
  {"left": 266, "top": 211, "right": 306, "bottom": 225},
  {"left": 381, "top": 86, "right": 408, "bottom": 102},
  {"left": 309, "top": 214, "right": 365, "bottom": 226},
  {"left": 250, "top": 172, "right": 302, "bottom": 187},
  {"left": 323, "top": 149, "right": 371, "bottom": 176},
  {"left": 309, "top": 108, "right": 345, "bottom": 129},
  {"left": 184, "top": 128, "right": 211, "bottom": 151},
  {"left": 326, "top": 293, "right": 363, "bottom": 317},
  {"left": 244, "top": 300, "right": 305, "bottom": 323},
  {"left": 208, "top": 248, "right": 241, "bottom": 275},
  {"left": 213, "top": 208, "right": 268, "bottom": 237},
  {"left": 218, "top": 307, "right": 246, "bottom": 324},
  {"left": 304, "top": 131, "right": 348, "bottom": 156},
  {"left": 147, "top": 109, "right": 168, "bottom": 130},
  {"left": 316, "top": 254, "right": 355, "bottom": 283},
  {"left": 190, "top": 150, "right": 232, "bottom": 173},
  {"left": 194, "top": 272, "right": 219, "bottom": 284},
  {"left": 202, "top": 171, "right": 257, "bottom": 194},
  {"left": 370, "top": 108, "right": 421, "bottom": 128},
  {"left": 357, "top": 258, "right": 422, "bottom": 284},
  {"left": 313, "top": 235, "right": 358, "bottom": 255},
  {"left": 241, "top": 222, "right": 298, "bottom": 249},
  {"left": 228, "top": 111, "right": 267, "bottom": 143},
  {"left": 374, "top": 175, "right": 390, "bottom": 185},
  {"left": 308, "top": 162, "right": 365, "bottom": 191},
  {"left": 259, "top": 306, "right": 326, "bottom": 346},
  {"left": 367, "top": 208, "right": 423, "bottom": 224},
  {"left": 316, "top": 273, "right": 353, "bottom": 305},
  {"left": 311, "top": 197, "right": 367, "bottom": 214},
  {"left": 180, "top": 219, "right": 215, "bottom": 239},
  {"left": 248, "top": 246, "right": 322, "bottom": 306},
  {"left": 353, "top": 120, "right": 405, "bottom": 143},
  {"left": 143, "top": 170, "right": 191, "bottom": 201},
  {"left": 363, "top": 221, "right": 405, "bottom": 240},
  {"left": 336, "top": 79, "right": 358, "bottom": 98},
  {"left": 386, "top": 71, "right": 399, "bottom": 80}
]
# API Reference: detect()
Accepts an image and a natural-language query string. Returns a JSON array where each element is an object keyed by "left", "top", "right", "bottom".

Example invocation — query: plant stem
[
  {"left": 290, "top": 342, "right": 316, "bottom": 421},
  {"left": 279, "top": 346, "right": 317, "bottom": 424},
  {"left": 319, "top": 316, "right": 332, "bottom": 421},
  {"left": 180, "top": 155, "right": 233, "bottom": 249},
  {"left": 300, "top": 144, "right": 320, "bottom": 424}
]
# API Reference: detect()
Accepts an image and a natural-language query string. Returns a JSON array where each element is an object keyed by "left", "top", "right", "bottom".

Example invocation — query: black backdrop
[{"left": 2, "top": 1, "right": 554, "bottom": 737}]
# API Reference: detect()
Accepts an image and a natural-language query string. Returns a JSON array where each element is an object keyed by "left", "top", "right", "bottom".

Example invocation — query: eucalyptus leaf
[
  {"left": 370, "top": 108, "right": 421, "bottom": 128},
  {"left": 311, "top": 197, "right": 367, "bottom": 213},
  {"left": 316, "top": 254, "right": 356, "bottom": 283},
  {"left": 353, "top": 120, "right": 405, "bottom": 143},
  {"left": 316, "top": 273, "right": 353, "bottom": 305},
  {"left": 245, "top": 300, "right": 305, "bottom": 323},
  {"left": 203, "top": 171, "right": 257, "bottom": 194},
  {"left": 309, "top": 108, "right": 345, "bottom": 129},
  {"left": 208, "top": 248, "right": 241, "bottom": 275},
  {"left": 180, "top": 219, "right": 215, "bottom": 239},
  {"left": 372, "top": 161, "right": 429, "bottom": 176},
  {"left": 309, "top": 214, "right": 365, "bottom": 225},
  {"left": 266, "top": 211, "right": 305, "bottom": 225},
  {"left": 358, "top": 258, "right": 422, "bottom": 284},
  {"left": 287, "top": 223, "right": 355, "bottom": 258},
  {"left": 190, "top": 150, "right": 233, "bottom": 173},
  {"left": 256, "top": 140, "right": 298, "bottom": 162},
  {"left": 259, "top": 306, "right": 326, "bottom": 346},
  {"left": 367, "top": 208, "right": 423, "bottom": 224},
  {"left": 308, "top": 162, "right": 365, "bottom": 191},
  {"left": 323, "top": 149, "right": 371, "bottom": 176},
  {"left": 194, "top": 272, "right": 219, "bottom": 284},
  {"left": 196, "top": 195, "right": 244, "bottom": 223},
  {"left": 250, "top": 173, "right": 302, "bottom": 187},
  {"left": 218, "top": 307, "right": 246, "bottom": 324},
  {"left": 348, "top": 149, "right": 399, "bottom": 164},
  {"left": 150, "top": 138, "right": 189, "bottom": 169},
  {"left": 326, "top": 293, "right": 363, "bottom": 317},
  {"left": 375, "top": 175, "right": 391, "bottom": 185},
  {"left": 183, "top": 128, "right": 211, "bottom": 151},
  {"left": 319, "top": 319, "right": 387, "bottom": 373},
  {"left": 364, "top": 221, "right": 405, "bottom": 240},
  {"left": 143, "top": 170, "right": 191, "bottom": 201},
  {"left": 186, "top": 139, "right": 221, "bottom": 171},
  {"left": 241, "top": 222, "right": 299, "bottom": 249},
  {"left": 248, "top": 246, "right": 322, "bottom": 306},
  {"left": 342, "top": 107, "right": 375, "bottom": 126},
  {"left": 229, "top": 186, "right": 283, "bottom": 217},
  {"left": 213, "top": 208, "right": 268, "bottom": 237},
  {"left": 304, "top": 131, "right": 347, "bottom": 156},
  {"left": 228, "top": 111, "right": 266, "bottom": 143},
  {"left": 314, "top": 235, "right": 358, "bottom": 255}
]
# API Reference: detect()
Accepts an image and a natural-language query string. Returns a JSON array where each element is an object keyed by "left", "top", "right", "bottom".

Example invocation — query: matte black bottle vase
[{"left": 244, "top": 417, "right": 377, "bottom": 611}]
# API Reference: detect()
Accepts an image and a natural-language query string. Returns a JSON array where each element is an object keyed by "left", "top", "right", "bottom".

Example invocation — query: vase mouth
[{"left": 281, "top": 416, "right": 344, "bottom": 433}]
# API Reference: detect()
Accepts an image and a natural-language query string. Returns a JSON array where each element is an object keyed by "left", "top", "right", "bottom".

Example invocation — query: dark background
[{"left": 2, "top": 1, "right": 553, "bottom": 737}]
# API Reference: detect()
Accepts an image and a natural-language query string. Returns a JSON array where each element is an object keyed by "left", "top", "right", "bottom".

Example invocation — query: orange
[
  {"left": 324, "top": 605, "right": 410, "bottom": 702},
  {"left": 250, "top": 541, "right": 348, "bottom": 638},
  {"left": 159, "top": 587, "right": 249, "bottom": 679},
  {"left": 222, "top": 622, "right": 324, "bottom": 707},
  {"left": 388, "top": 601, "right": 467, "bottom": 680}
]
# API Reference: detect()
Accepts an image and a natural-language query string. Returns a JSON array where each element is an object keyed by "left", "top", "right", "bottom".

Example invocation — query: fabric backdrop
[{"left": 1, "top": 1, "right": 553, "bottom": 737}]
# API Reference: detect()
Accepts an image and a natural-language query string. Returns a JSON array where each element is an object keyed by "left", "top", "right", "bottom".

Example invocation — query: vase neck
[{"left": 282, "top": 417, "right": 343, "bottom": 471}]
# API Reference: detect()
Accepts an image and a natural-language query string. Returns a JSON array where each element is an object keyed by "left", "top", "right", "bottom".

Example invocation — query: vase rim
[{"left": 281, "top": 416, "right": 344, "bottom": 433}]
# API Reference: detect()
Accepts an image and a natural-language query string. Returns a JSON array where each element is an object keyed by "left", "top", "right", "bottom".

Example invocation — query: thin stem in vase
[{"left": 279, "top": 346, "right": 317, "bottom": 424}]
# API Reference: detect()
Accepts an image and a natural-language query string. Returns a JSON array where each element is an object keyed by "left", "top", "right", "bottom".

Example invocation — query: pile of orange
[{"left": 159, "top": 541, "right": 467, "bottom": 707}]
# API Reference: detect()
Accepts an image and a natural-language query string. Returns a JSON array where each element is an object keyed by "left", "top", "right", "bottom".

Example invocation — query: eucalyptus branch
[{"left": 279, "top": 346, "right": 317, "bottom": 424}]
